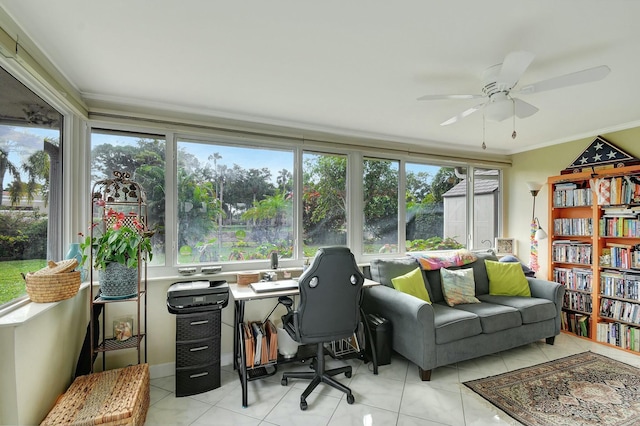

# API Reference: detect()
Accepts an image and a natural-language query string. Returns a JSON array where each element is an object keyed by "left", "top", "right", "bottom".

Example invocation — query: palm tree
[{"left": 0, "top": 146, "right": 21, "bottom": 207}]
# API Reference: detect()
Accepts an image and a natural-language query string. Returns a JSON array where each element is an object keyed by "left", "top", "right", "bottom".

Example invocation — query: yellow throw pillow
[
  {"left": 485, "top": 260, "right": 531, "bottom": 297},
  {"left": 391, "top": 267, "right": 431, "bottom": 303},
  {"left": 440, "top": 267, "right": 480, "bottom": 306}
]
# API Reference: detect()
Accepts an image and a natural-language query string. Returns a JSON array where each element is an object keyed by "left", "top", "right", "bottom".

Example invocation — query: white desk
[{"left": 231, "top": 278, "right": 380, "bottom": 407}]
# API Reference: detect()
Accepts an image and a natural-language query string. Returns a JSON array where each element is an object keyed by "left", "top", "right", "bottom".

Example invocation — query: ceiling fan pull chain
[
  {"left": 511, "top": 98, "right": 517, "bottom": 139},
  {"left": 481, "top": 112, "right": 487, "bottom": 150}
]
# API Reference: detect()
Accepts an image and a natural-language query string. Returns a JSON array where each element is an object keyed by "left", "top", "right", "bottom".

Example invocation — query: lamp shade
[
  {"left": 527, "top": 182, "right": 542, "bottom": 192},
  {"left": 535, "top": 226, "right": 547, "bottom": 240}
]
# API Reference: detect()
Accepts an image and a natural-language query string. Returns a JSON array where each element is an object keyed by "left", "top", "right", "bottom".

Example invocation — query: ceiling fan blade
[
  {"left": 513, "top": 98, "right": 539, "bottom": 119},
  {"left": 497, "top": 51, "right": 535, "bottom": 89},
  {"left": 440, "top": 103, "right": 485, "bottom": 126},
  {"left": 417, "top": 94, "right": 483, "bottom": 101},
  {"left": 517, "top": 65, "right": 610, "bottom": 94}
]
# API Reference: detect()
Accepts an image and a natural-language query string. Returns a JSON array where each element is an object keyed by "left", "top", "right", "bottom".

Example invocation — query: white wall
[{"left": 0, "top": 287, "right": 87, "bottom": 425}]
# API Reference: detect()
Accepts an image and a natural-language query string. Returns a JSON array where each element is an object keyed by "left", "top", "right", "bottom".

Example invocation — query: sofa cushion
[
  {"left": 485, "top": 260, "right": 531, "bottom": 297},
  {"left": 477, "top": 294, "right": 558, "bottom": 324},
  {"left": 391, "top": 267, "right": 431, "bottom": 303},
  {"left": 423, "top": 251, "right": 498, "bottom": 302},
  {"left": 440, "top": 267, "right": 480, "bottom": 306},
  {"left": 432, "top": 303, "right": 482, "bottom": 344},
  {"left": 369, "top": 257, "right": 422, "bottom": 288},
  {"left": 454, "top": 302, "right": 522, "bottom": 333},
  {"left": 410, "top": 249, "right": 477, "bottom": 270}
]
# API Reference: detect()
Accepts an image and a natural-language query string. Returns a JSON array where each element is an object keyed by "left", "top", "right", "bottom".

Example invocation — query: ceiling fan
[{"left": 418, "top": 51, "right": 610, "bottom": 126}]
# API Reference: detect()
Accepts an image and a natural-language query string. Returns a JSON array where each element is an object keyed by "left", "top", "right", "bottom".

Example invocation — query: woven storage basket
[
  {"left": 41, "top": 363, "right": 150, "bottom": 426},
  {"left": 237, "top": 271, "right": 260, "bottom": 286},
  {"left": 25, "top": 259, "right": 81, "bottom": 303}
]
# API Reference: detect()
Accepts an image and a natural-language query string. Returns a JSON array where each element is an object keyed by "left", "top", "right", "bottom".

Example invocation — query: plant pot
[{"left": 98, "top": 262, "right": 138, "bottom": 299}]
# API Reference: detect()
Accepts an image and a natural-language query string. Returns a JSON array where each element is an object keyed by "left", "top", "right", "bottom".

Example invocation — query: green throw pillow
[
  {"left": 440, "top": 267, "right": 480, "bottom": 306},
  {"left": 391, "top": 267, "right": 431, "bottom": 303},
  {"left": 485, "top": 260, "right": 531, "bottom": 297}
]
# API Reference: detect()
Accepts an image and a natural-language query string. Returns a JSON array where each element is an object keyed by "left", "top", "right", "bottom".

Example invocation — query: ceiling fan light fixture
[{"left": 484, "top": 97, "right": 513, "bottom": 122}]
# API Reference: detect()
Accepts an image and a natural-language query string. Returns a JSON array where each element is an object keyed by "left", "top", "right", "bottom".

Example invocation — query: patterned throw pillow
[{"left": 440, "top": 267, "right": 480, "bottom": 307}]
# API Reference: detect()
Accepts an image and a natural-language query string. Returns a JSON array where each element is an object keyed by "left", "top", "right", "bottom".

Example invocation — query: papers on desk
[
  {"left": 243, "top": 320, "right": 278, "bottom": 368},
  {"left": 249, "top": 279, "right": 299, "bottom": 293}
]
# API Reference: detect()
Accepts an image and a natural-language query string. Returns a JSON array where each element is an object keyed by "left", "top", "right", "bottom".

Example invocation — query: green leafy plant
[
  {"left": 406, "top": 236, "right": 464, "bottom": 251},
  {"left": 80, "top": 207, "right": 154, "bottom": 270}
]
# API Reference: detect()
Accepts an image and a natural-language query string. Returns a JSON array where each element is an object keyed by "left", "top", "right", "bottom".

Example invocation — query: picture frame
[
  {"left": 495, "top": 238, "right": 515, "bottom": 256},
  {"left": 113, "top": 316, "right": 134, "bottom": 341}
]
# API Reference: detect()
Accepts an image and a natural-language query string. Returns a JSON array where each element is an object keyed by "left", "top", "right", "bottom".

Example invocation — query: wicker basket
[
  {"left": 41, "top": 363, "right": 149, "bottom": 426},
  {"left": 237, "top": 271, "right": 260, "bottom": 286},
  {"left": 25, "top": 259, "right": 81, "bottom": 303}
]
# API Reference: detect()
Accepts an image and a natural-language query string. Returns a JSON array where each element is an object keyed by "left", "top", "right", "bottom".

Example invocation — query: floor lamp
[{"left": 527, "top": 182, "right": 547, "bottom": 272}]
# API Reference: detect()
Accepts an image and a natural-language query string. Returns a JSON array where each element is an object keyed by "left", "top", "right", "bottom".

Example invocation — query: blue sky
[{"left": 0, "top": 125, "right": 60, "bottom": 183}]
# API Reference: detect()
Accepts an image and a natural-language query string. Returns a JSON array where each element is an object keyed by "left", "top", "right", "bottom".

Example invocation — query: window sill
[{"left": 0, "top": 282, "right": 91, "bottom": 328}]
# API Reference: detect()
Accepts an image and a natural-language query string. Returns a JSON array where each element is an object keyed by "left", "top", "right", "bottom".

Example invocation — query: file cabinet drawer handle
[
  {"left": 190, "top": 320, "right": 209, "bottom": 326},
  {"left": 190, "top": 371, "right": 209, "bottom": 379},
  {"left": 190, "top": 346, "right": 209, "bottom": 352}
]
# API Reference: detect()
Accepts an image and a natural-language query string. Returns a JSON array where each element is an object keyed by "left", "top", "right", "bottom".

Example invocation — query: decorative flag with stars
[{"left": 563, "top": 136, "right": 638, "bottom": 174}]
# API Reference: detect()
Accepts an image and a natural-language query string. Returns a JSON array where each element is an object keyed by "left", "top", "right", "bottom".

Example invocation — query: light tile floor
[{"left": 145, "top": 333, "right": 640, "bottom": 426}]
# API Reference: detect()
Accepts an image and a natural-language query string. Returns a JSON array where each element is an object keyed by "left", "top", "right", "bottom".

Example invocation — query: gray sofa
[{"left": 362, "top": 251, "right": 565, "bottom": 380}]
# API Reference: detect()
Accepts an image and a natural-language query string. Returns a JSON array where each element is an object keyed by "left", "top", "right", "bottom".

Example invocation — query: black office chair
[{"left": 280, "top": 246, "right": 364, "bottom": 410}]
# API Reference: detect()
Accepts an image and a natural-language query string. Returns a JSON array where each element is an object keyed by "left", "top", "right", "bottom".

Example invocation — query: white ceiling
[{"left": 2, "top": 0, "right": 640, "bottom": 155}]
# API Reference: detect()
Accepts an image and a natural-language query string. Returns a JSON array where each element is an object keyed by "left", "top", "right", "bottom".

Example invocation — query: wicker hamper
[
  {"left": 25, "top": 259, "right": 81, "bottom": 303},
  {"left": 237, "top": 271, "right": 260, "bottom": 286},
  {"left": 41, "top": 363, "right": 150, "bottom": 426}
]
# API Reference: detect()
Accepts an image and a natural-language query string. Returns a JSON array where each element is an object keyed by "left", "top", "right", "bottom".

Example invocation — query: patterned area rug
[{"left": 464, "top": 352, "right": 640, "bottom": 426}]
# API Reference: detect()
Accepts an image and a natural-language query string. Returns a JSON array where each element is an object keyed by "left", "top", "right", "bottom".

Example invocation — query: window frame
[
  {"left": 86, "top": 120, "right": 505, "bottom": 275},
  {"left": 0, "top": 61, "right": 72, "bottom": 312}
]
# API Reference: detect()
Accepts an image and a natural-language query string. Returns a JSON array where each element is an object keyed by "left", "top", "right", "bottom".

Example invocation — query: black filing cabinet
[
  {"left": 167, "top": 280, "right": 229, "bottom": 397},
  {"left": 175, "top": 310, "right": 221, "bottom": 396}
]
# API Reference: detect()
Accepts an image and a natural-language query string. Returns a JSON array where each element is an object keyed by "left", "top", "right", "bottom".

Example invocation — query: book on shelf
[
  {"left": 597, "top": 322, "right": 640, "bottom": 352},
  {"left": 578, "top": 315, "right": 589, "bottom": 337}
]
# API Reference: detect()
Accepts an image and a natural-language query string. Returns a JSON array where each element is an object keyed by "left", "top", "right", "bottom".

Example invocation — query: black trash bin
[{"left": 365, "top": 314, "right": 392, "bottom": 366}]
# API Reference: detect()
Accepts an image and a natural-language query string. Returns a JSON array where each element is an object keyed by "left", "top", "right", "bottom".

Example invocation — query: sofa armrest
[
  {"left": 362, "top": 285, "right": 436, "bottom": 369},
  {"left": 527, "top": 277, "right": 565, "bottom": 306},
  {"left": 527, "top": 277, "right": 566, "bottom": 334}
]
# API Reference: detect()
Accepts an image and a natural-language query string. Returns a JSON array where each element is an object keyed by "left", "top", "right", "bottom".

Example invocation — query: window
[
  {"left": 90, "top": 130, "right": 166, "bottom": 265},
  {"left": 302, "top": 152, "right": 347, "bottom": 257},
  {"left": 406, "top": 164, "right": 466, "bottom": 251},
  {"left": 89, "top": 127, "right": 503, "bottom": 270},
  {"left": 471, "top": 168, "right": 500, "bottom": 250},
  {"left": 176, "top": 139, "right": 294, "bottom": 264},
  {"left": 0, "top": 66, "right": 62, "bottom": 308},
  {"left": 363, "top": 157, "right": 398, "bottom": 254}
]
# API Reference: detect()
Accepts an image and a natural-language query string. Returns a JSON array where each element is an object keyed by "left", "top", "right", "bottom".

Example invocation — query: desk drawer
[
  {"left": 176, "top": 363, "right": 220, "bottom": 397},
  {"left": 176, "top": 310, "right": 220, "bottom": 341},
  {"left": 176, "top": 337, "right": 219, "bottom": 367}
]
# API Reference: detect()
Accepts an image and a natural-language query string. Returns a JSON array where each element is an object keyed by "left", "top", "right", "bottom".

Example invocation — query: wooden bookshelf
[{"left": 548, "top": 165, "right": 640, "bottom": 354}]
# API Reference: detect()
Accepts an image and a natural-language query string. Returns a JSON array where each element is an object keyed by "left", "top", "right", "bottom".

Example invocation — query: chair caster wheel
[
  {"left": 345, "top": 371, "right": 352, "bottom": 378},
  {"left": 281, "top": 378, "right": 288, "bottom": 386},
  {"left": 300, "top": 398, "right": 308, "bottom": 410},
  {"left": 347, "top": 394, "right": 355, "bottom": 404}
]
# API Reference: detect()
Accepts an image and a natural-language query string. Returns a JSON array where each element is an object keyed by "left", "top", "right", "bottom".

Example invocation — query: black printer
[{"left": 166, "top": 280, "right": 229, "bottom": 314}]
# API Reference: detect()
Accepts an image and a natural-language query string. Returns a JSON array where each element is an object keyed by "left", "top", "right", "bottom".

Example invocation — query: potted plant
[{"left": 80, "top": 205, "right": 154, "bottom": 298}]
